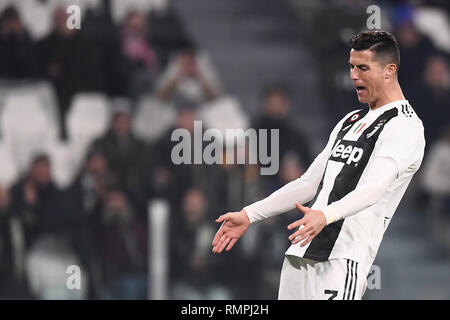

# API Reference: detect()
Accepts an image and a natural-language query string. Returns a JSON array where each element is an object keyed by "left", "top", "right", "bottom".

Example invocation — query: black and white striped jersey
[{"left": 245, "top": 99, "right": 425, "bottom": 271}]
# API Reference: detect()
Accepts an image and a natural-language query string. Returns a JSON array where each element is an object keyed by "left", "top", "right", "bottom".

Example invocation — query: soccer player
[{"left": 211, "top": 30, "right": 426, "bottom": 300}]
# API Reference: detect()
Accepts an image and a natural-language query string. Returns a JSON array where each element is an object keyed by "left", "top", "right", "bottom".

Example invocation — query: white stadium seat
[
  {"left": 0, "top": 88, "right": 59, "bottom": 173},
  {"left": 0, "top": 141, "right": 19, "bottom": 188},
  {"left": 66, "top": 92, "right": 111, "bottom": 163},
  {"left": 198, "top": 95, "right": 250, "bottom": 133},
  {"left": 25, "top": 235, "right": 87, "bottom": 300},
  {"left": 0, "top": 81, "right": 60, "bottom": 137},
  {"left": 43, "top": 140, "right": 80, "bottom": 189},
  {"left": 132, "top": 95, "right": 176, "bottom": 143},
  {"left": 112, "top": 0, "right": 168, "bottom": 24}
]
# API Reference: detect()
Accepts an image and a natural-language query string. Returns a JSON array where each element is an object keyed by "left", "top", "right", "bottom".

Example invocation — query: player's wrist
[
  {"left": 240, "top": 209, "right": 251, "bottom": 224},
  {"left": 241, "top": 207, "right": 255, "bottom": 224},
  {"left": 322, "top": 204, "right": 341, "bottom": 225}
]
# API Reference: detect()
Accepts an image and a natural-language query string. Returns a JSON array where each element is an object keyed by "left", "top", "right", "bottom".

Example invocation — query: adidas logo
[{"left": 401, "top": 104, "right": 414, "bottom": 118}]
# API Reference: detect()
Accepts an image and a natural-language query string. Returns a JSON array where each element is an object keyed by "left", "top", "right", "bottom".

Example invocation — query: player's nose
[{"left": 350, "top": 68, "right": 359, "bottom": 81}]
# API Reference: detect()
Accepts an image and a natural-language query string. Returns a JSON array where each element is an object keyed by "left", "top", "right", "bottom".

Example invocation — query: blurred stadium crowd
[{"left": 0, "top": 0, "right": 448, "bottom": 299}]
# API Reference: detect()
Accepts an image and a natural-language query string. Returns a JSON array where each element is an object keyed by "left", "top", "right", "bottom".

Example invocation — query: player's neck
[{"left": 369, "top": 81, "right": 405, "bottom": 110}]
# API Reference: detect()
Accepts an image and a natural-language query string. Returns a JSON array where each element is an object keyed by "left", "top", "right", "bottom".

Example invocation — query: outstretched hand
[
  {"left": 212, "top": 210, "right": 250, "bottom": 253},
  {"left": 287, "top": 203, "right": 327, "bottom": 247}
]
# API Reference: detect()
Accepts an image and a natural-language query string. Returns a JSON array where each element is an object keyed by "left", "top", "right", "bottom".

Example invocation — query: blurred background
[{"left": 0, "top": 0, "right": 448, "bottom": 300}]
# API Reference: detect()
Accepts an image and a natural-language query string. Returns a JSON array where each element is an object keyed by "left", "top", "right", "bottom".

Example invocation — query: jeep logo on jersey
[{"left": 330, "top": 140, "right": 363, "bottom": 165}]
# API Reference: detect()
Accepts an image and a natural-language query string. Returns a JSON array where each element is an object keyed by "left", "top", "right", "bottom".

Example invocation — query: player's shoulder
[
  {"left": 381, "top": 101, "right": 425, "bottom": 147},
  {"left": 387, "top": 100, "right": 424, "bottom": 130}
]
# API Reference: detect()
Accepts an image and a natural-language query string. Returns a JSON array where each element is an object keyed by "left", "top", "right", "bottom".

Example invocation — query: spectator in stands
[
  {"left": 152, "top": 106, "right": 204, "bottom": 208},
  {"left": 420, "top": 126, "right": 450, "bottom": 252},
  {"left": 90, "top": 98, "right": 152, "bottom": 220},
  {"left": 37, "top": 6, "right": 106, "bottom": 139},
  {"left": 0, "top": 5, "right": 37, "bottom": 79},
  {"left": 156, "top": 42, "right": 222, "bottom": 108},
  {"left": 120, "top": 10, "right": 159, "bottom": 98},
  {"left": 9, "top": 154, "right": 65, "bottom": 251},
  {"left": 421, "top": 126, "right": 450, "bottom": 205},
  {"left": 94, "top": 187, "right": 147, "bottom": 299},
  {"left": 200, "top": 146, "right": 270, "bottom": 299},
  {"left": 252, "top": 214, "right": 292, "bottom": 299},
  {"left": 0, "top": 184, "right": 33, "bottom": 299},
  {"left": 66, "top": 149, "right": 117, "bottom": 220},
  {"left": 394, "top": 5, "right": 438, "bottom": 104},
  {"left": 250, "top": 153, "right": 306, "bottom": 299},
  {"left": 252, "top": 85, "right": 312, "bottom": 188},
  {"left": 146, "top": 5, "right": 191, "bottom": 70},
  {"left": 170, "top": 187, "right": 231, "bottom": 299},
  {"left": 411, "top": 54, "right": 450, "bottom": 147},
  {"left": 0, "top": 186, "right": 14, "bottom": 295},
  {"left": 82, "top": 0, "right": 130, "bottom": 98},
  {"left": 63, "top": 149, "right": 118, "bottom": 298}
]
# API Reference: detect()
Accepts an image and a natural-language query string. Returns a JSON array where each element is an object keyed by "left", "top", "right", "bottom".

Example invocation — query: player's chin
[{"left": 356, "top": 94, "right": 369, "bottom": 103}]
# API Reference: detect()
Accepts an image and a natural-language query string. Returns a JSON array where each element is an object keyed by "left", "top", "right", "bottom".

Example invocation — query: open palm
[{"left": 211, "top": 210, "right": 250, "bottom": 253}]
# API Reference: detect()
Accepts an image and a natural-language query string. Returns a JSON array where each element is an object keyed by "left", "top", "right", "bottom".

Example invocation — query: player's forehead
[{"left": 349, "top": 48, "right": 376, "bottom": 65}]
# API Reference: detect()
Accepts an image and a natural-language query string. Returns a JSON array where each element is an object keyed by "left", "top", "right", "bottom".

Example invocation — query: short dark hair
[
  {"left": 261, "top": 83, "right": 291, "bottom": 102},
  {"left": 349, "top": 30, "right": 400, "bottom": 72},
  {"left": 0, "top": 5, "right": 20, "bottom": 26},
  {"left": 31, "top": 153, "right": 50, "bottom": 167}
]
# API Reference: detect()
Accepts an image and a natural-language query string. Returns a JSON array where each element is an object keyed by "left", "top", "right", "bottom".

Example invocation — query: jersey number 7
[{"left": 324, "top": 289, "right": 338, "bottom": 300}]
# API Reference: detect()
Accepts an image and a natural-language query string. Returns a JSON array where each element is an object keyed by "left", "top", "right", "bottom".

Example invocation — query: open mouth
[{"left": 356, "top": 86, "right": 366, "bottom": 94}]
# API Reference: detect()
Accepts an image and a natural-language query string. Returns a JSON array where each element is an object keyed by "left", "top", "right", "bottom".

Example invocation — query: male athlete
[{"left": 211, "top": 30, "right": 426, "bottom": 300}]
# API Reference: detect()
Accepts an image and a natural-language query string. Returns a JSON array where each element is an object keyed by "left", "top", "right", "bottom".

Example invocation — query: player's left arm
[
  {"left": 288, "top": 119, "right": 425, "bottom": 247},
  {"left": 288, "top": 156, "right": 397, "bottom": 246}
]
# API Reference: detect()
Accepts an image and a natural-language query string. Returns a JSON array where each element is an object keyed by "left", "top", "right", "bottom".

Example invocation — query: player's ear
[{"left": 384, "top": 63, "right": 397, "bottom": 79}]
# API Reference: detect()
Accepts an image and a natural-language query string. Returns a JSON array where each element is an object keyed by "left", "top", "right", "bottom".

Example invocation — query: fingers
[
  {"left": 288, "top": 226, "right": 312, "bottom": 242},
  {"left": 226, "top": 238, "right": 237, "bottom": 251},
  {"left": 213, "top": 233, "right": 227, "bottom": 252},
  {"left": 212, "top": 224, "right": 224, "bottom": 247},
  {"left": 213, "top": 235, "right": 231, "bottom": 254},
  {"left": 290, "top": 231, "right": 316, "bottom": 247},
  {"left": 212, "top": 223, "right": 231, "bottom": 253},
  {"left": 217, "top": 236, "right": 230, "bottom": 253},
  {"left": 299, "top": 234, "right": 314, "bottom": 247},
  {"left": 212, "top": 214, "right": 231, "bottom": 246},
  {"left": 287, "top": 217, "right": 306, "bottom": 230},
  {"left": 212, "top": 211, "right": 244, "bottom": 254},
  {"left": 291, "top": 232, "right": 310, "bottom": 245}
]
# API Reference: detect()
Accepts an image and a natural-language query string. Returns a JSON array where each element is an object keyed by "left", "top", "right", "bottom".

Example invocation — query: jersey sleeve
[
  {"left": 322, "top": 157, "right": 397, "bottom": 224},
  {"left": 374, "top": 118, "right": 425, "bottom": 177}
]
